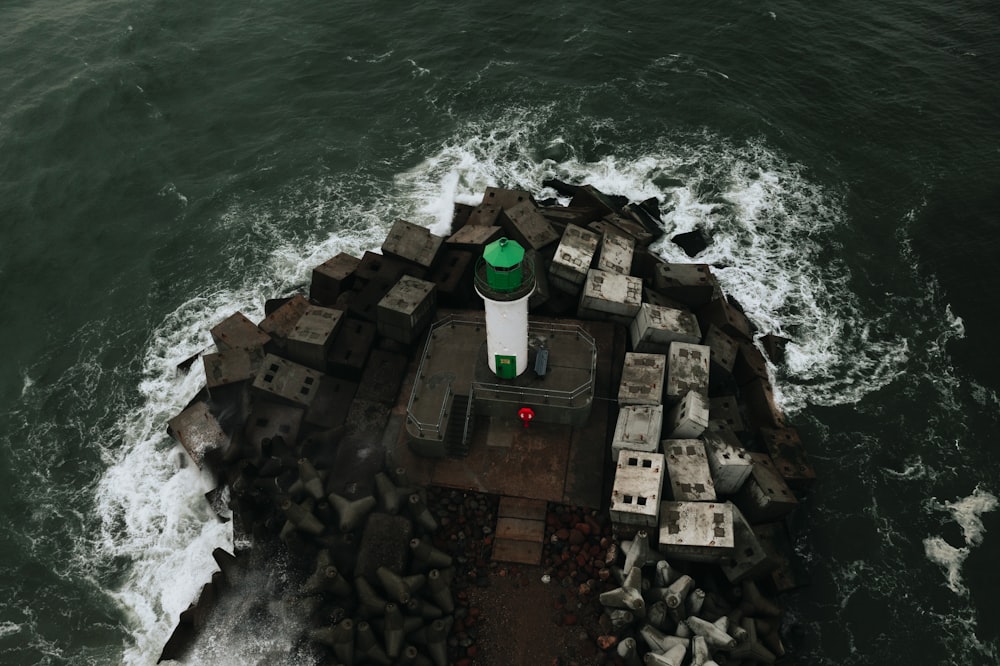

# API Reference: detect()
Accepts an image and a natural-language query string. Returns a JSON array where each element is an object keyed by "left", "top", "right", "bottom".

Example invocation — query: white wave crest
[{"left": 923, "top": 486, "right": 998, "bottom": 595}]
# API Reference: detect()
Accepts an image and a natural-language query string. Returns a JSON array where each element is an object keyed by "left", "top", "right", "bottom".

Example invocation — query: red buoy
[{"left": 517, "top": 406, "right": 535, "bottom": 428}]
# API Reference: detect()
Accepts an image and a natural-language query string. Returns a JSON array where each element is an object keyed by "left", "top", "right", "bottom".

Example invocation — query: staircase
[
  {"left": 492, "top": 497, "right": 547, "bottom": 565},
  {"left": 443, "top": 394, "right": 472, "bottom": 458}
]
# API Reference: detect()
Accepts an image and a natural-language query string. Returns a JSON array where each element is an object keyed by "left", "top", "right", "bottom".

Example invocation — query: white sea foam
[
  {"left": 0, "top": 621, "right": 22, "bottom": 639},
  {"left": 923, "top": 487, "right": 998, "bottom": 595}
]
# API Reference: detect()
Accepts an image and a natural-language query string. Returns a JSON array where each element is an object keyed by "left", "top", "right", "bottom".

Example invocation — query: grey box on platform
[
  {"left": 550, "top": 224, "right": 600, "bottom": 293},
  {"left": 381, "top": 219, "right": 444, "bottom": 270},
  {"left": 658, "top": 500, "right": 734, "bottom": 563},
  {"left": 630, "top": 303, "right": 701, "bottom": 354},
  {"left": 663, "top": 439, "right": 717, "bottom": 502},
  {"left": 653, "top": 263, "right": 717, "bottom": 306},
  {"left": 611, "top": 404, "right": 664, "bottom": 461},
  {"left": 252, "top": 353, "right": 325, "bottom": 408},
  {"left": 665, "top": 390, "right": 710, "bottom": 439},
  {"left": 701, "top": 429, "right": 753, "bottom": 495},
  {"left": 168, "top": 401, "right": 230, "bottom": 468},
  {"left": 500, "top": 200, "right": 560, "bottom": 251},
  {"left": 310, "top": 252, "right": 360, "bottom": 305},
  {"left": 579, "top": 269, "right": 643, "bottom": 319},
  {"left": 610, "top": 450, "right": 666, "bottom": 529},
  {"left": 376, "top": 275, "right": 436, "bottom": 344},
  {"left": 597, "top": 232, "right": 635, "bottom": 275},
  {"left": 202, "top": 347, "right": 264, "bottom": 390},
  {"left": 734, "top": 452, "right": 798, "bottom": 522},
  {"left": 618, "top": 352, "right": 666, "bottom": 406},
  {"left": 287, "top": 305, "right": 345, "bottom": 371},
  {"left": 666, "top": 342, "right": 711, "bottom": 401},
  {"left": 709, "top": 395, "right": 746, "bottom": 434},
  {"left": 259, "top": 295, "right": 310, "bottom": 348},
  {"left": 211, "top": 312, "right": 271, "bottom": 352},
  {"left": 720, "top": 503, "right": 776, "bottom": 583}
]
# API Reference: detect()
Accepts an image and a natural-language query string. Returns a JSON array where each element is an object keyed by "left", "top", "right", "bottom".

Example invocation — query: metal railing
[
  {"left": 406, "top": 380, "right": 451, "bottom": 440},
  {"left": 473, "top": 257, "right": 536, "bottom": 301}
]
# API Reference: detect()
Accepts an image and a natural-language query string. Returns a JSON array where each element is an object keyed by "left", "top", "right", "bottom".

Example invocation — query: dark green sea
[{"left": 2, "top": 1, "right": 998, "bottom": 664}]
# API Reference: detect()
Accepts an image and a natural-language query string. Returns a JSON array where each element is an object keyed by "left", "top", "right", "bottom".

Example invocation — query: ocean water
[{"left": 1, "top": 0, "right": 998, "bottom": 664}]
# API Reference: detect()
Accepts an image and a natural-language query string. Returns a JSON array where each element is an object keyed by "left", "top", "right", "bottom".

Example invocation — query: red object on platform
[{"left": 518, "top": 407, "right": 535, "bottom": 428}]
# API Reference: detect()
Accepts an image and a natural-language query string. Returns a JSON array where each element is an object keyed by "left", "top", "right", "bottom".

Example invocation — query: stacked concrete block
[
  {"left": 702, "top": 324, "right": 738, "bottom": 375},
  {"left": 709, "top": 395, "right": 746, "bottom": 434},
  {"left": 310, "top": 253, "right": 360, "bottom": 306},
  {"left": 610, "top": 450, "right": 665, "bottom": 530},
  {"left": 376, "top": 276, "right": 436, "bottom": 345},
  {"left": 653, "top": 263, "right": 717, "bottom": 307},
  {"left": 602, "top": 213, "right": 655, "bottom": 247},
  {"left": 664, "top": 390, "right": 710, "bottom": 439},
  {"left": 611, "top": 405, "right": 664, "bottom": 461},
  {"left": 244, "top": 401, "right": 305, "bottom": 453},
  {"left": 658, "top": 500, "right": 734, "bottom": 563},
  {"left": 446, "top": 224, "right": 503, "bottom": 251},
  {"left": 305, "top": 376, "right": 358, "bottom": 430},
  {"left": 381, "top": 219, "right": 444, "bottom": 270},
  {"left": 618, "top": 352, "right": 666, "bottom": 407},
  {"left": 259, "top": 295, "right": 310, "bottom": 349},
  {"left": 596, "top": 232, "right": 635, "bottom": 276},
  {"left": 759, "top": 426, "right": 816, "bottom": 488},
  {"left": 211, "top": 312, "right": 271, "bottom": 352},
  {"left": 578, "top": 269, "right": 643, "bottom": 320},
  {"left": 500, "top": 200, "right": 560, "bottom": 251},
  {"left": 202, "top": 347, "right": 264, "bottom": 391},
  {"left": 701, "top": 430, "right": 753, "bottom": 495},
  {"left": 287, "top": 306, "right": 345, "bottom": 372},
  {"left": 549, "top": 224, "right": 600, "bottom": 294},
  {"left": 427, "top": 249, "right": 474, "bottom": 307},
  {"left": 734, "top": 452, "right": 798, "bottom": 522},
  {"left": 328, "top": 317, "right": 376, "bottom": 380},
  {"left": 662, "top": 439, "right": 717, "bottom": 502},
  {"left": 696, "top": 297, "right": 753, "bottom": 342},
  {"left": 742, "top": 377, "right": 786, "bottom": 431},
  {"left": 629, "top": 303, "right": 702, "bottom": 354},
  {"left": 252, "top": 354, "right": 325, "bottom": 408},
  {"left": 666, "top": 342, "right": 711, "bottom": 402},
  {"left": 720, "top": 503, "right": 777, "bottom": 583},
  {"left": 168, "top": 401, "right": 230, "bottom": 468},
  {"left": 465, "top": 202, "right": 503, "bottom": 227},
  {"left": 570, "top": 184, "right": 620, "bottom": 217},
  {"left": 734, "top": 340, "right": 770, "bottom": 386},
  {"left": 482, "top": 186, "right": 535, "bottom": 210}
]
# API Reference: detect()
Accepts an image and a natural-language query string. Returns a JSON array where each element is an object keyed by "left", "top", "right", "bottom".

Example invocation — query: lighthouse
[{"left": 474, "top": 237, "right": 535, "bottom": 379}]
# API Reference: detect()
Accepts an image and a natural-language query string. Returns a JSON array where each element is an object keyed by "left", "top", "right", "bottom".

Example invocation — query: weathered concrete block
[
  {"left": 427, "top": 249, "right": 475, "bottom": 307},
  {"left": 550, "top": 224, "right": 600, "bottom": 293},
  {"left": 578, "top": 269, "right": 643, "bottom": 319},
  {"left": 610, "top": 450, "right": 665, "bottom": 529},
  {"left": 328, "top": 317, "right": 376, "bottom": 380},
  {"left": 355, "top": 349, "right": 409, "bottom": 405},
  {"left": 168, "top": 401, "right": 230, "bottom": 468},
  {"left": 310, "top": 253, "right": 360, "bottom": 306},
  {"left": 482, "top": 186, "right": 535, "bottom": 210},
  {"left": 500, "top": 201, "right": 560, "bottom": 251},
  {"left": 701, "top": 429, "right": 753, "bottom": 495},
  {"left": 720, "top": 503, "right": 777, "bottom": 583},
  {"left": 658, "top": 500, "right": 734, "bottom": 563},
  {"left": 618, "top": 352, "right": 666, "bottom": 407},
  {"left": 252, "top": 354, "right": 325, "bottom": 408},
  {"left": 733, "top": 452, "right": 798, "bottom": 522},
  {"left": 597, "top": 232, "right": 635, "bottom": 276},
  {"left": 742, "top": 377, "right": 786, "bottom": 430},
  {"left": 355, "top": 251, "right": 427, "bottom": 288},
  {"left": 244, "top": 402, "right": 305, "bottom": 455},
  {"left": 734, "top": 340, "right": 770, "bottom": 386},
  {"left": 759, "top": 426, "right": 816, "bottom": 488},
  {"left": 631, "top": 303, "right": 702, "bottom": 355},
  {"left": 662, "top": 439, "right": 717, "bottom": 502},
  {"left": 258, "top": 295, "right": 310, "bottom": 348},
  {"left": 665, "top": 390, "right": 710, "bottom": 439},
  {"left": 602, "top": 213, "right": 655, "bottom": 247},
  {"left": 376, "top": 276, "right": 436, "bottom": 344},
  {"left": 696, "top": 298, "right": 753, "bottom": 342},
  {"left": 611, "top": 405, "right": 664, "bottom": 461},
  {"left": 653, "top": 264, "right": 717, "bottom": 307},
  {"left": 211, "top": 312, "right": 271, "bottom": 352},
  {"left": 287, "top": 305, "right": 345, "bottom": 372},
  {"left": 465, "top": 202, "right": 503, "bottom": 227},
  {"left": 202, "top": 347, "right": 263, "bottom": 390},
  {"left": 446, "top": 224, "right": 503, "bottom": 251},
  {"left": 381, "top": 219, "right": 444, "bottom": 270},
  {"left": 305, "top": 376, "right": 358, "bottom": 430},
  {"left": 666, "top": 342, "right": 711, "bottom": 401},
  {"left": 703, "top": 324, "right": 738, "bottom": 373},
  {"left": 570, "top": 184, "right": 621, "bottom": 217},
  {"left": 709, "top": 395, "right": 746, "bottom": 434}
]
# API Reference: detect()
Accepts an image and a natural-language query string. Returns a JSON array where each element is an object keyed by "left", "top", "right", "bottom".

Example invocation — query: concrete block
[
  {"left": 700, "top": 429, "right": 753, "bottom": 495},
  {"left": 653, "top": 264, "right": 717, "bottom": 307},
  {"left": 602, "top": 213, "right": 656, "bottom": 247},
  {"left": 540, "top": 205, "right": 601, "bottom": 227},
  {"left": 658, "top": 500, "right": 734, "bottom": 563},
  {"left": 202, "top": 347, "right": 263, "bottom": 391},
  {"left": 611, "top": 405, "right": 664, "bottom": 461},
  {"left": 426, "top": 249, "right": 475, "bottom": 307},
  {"left": 211, "top": 312, "right": 271, "bottom": 352},
  {"left": 446, "top": 224, "right": 503, "bottom": 251},
  {"left": 696, "top": 298, "right": 753, "bottom": 342},
  {"left": 168, "top": 401, "right": 230, "bottom": 468},
  {"left": 642, "top": 287, "right": 688, "bottom": 311},
  {"left": 305, "top": 376, "right": 358, "bottom": 430},
  {"left": 549, "top": 224, "right": 600, "bottom": 293},
  {"left": 355, "top": 349, "right": 409, "bottom": 405},
  {"left": 252, "top": 353, "right": 325, "bottom": 408},
  {"left": 662, "top": 439, "right": 717, "bottom": 502},
  {"left": 466, "top": 202, "right": 503, "bottom": 227},
  {"left": 355, "top": 251, "right": 427, "bottom": 288},
  {"left": 482, "top": 186, "right": 534, "bottom": 209},
  {"left": 610, "top": 450, "right": 666, "bottom": 529},
  {"left": 702, "top": 324, "right": 738, "bottom": 373},
  {"left": 734, "top": 340, "right": 770, "bottom": 386},
  {"left": 618, "top": 352, "right": 666, "bottom": 407},
  {"left": 759, "top": 427, "right": 816, "bottom": 488},
  {"left": 527, "top": 250, "right": 551, "bottom": 310},
  {"left": 451, "top": 202, "right": 474, "bottom": 232},
  {"left": 597, "top": 231, "right": 636, "bottom": 275},
  {"left": 742, "top": 377, "right": 786, "bottom": 430},
  {"left": 709, "top": 395, "right": 746, "bottom": 434},
  {"left": 376, "top": 276, "right": 436, "bottom": 344},
  {"left": 500, "top": 200, "right": 560, "bottom": 251},
  {"left": 310, "top": 252, "right": 360, "bottom": 306},
  {"left": 665, "top": 390, "right": 710, "bottom": 439},
  {"left": 733, "top": 452, "right": 798, "bottom": 522},
  {"left": 666, "top": 342, "right": 711, "bottom": 401},
  {"left": 381, "top": 219, "right": 444, "bottom": 270},
  {"left": 720, "top": 503, "right": 777, "bottom": 583},
  {"left": 630, "top": 303, "right": 701, "bottom": 354},
  {"left": 244, "top": 402, "right": 305, "bottom": 455},
  {"left": 287, "top": 305, "right": 345, "bottom": 372},
  {"left": 258, "top": 295, "right": 310, "bottom": 348},
  {"left": 328, "top": 317, "right": 376, "bottom": 380},
  {"left": 570, "top": 184, "right": 621, "bottom": 216},
  {"left": 578, "top": 269, "right": 643, "bottom": 319}
]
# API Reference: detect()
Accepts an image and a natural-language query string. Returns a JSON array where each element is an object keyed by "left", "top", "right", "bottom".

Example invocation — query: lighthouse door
[{"left": 494, "top": 354, "right": 516, "bottom": 379}]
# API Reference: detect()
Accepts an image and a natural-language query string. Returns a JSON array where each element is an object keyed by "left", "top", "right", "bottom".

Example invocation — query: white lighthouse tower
[{"left": 474, "top": 237, "right": 535, "bottom": 379}]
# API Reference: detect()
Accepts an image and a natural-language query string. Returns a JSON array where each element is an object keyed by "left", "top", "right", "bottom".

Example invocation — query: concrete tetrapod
[
  {"left": 691, "top": 635, "right": 711, "bottom": 666},
  {"left": 599, "top": 566, "right": 646, "bottom": 619},
  {"left": 355, "top": 620, "right": 391, "bottom": 666},
  {"left": 410, "top": 537, "right": 453, "bottom": 570},
  {"left": 607, "top": 609, "right": 635, "bottom": 632},
  {"left": 332, "top": 617, "right": 356, "bottom": 666},
  {"left": 616, "top": 636, "right": 643, "bottom": 666},
  {"left": 662, "top": 574, "right": 695, "bottom": 610},
  {"left": 655, "top": 559, "right": 681, "bottom": 587},
  {"left": 279, "top": 497, "right": 325, "bottom": 536},
  {"left": 406, "top": 493, "right": 439, "bottom": 533},
  {"left": 424, "top": 568, "right": 455, "bottom": 614},
  {"left": 740, "top": 579, "right": 782, "bottom": 617},
  {"left": 646, "top": 600, "right": 670, "bottom": 632},
  {"left": 622, "top": 529, "right": 664, "bottom": 572},
  {"left": 685, "top": 615, "right": 737, "bottom": 649},
  {"left": 639, "top": 624, "right": 688, "bottom": 654},
  {"left": 642, "top": 643, "right": 687, "bottom": 666},
  {"left": 686, "top": 588, "right": 706, "bottom": 617},
  {"left": 297, "top": 458, "right": 326, "bottom": 500},
  {"left": 375, "top": 566, "right": 426, "bottom": 605},
  {"left": 355, "top": 577, "right": 388, "bottom": 619},
  {"left": 327, "top": 493, "right": 377, "bottom": 532}
]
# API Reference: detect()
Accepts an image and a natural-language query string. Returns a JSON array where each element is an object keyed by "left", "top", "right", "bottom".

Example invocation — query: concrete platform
[{"left": 492, "top": 497, "right": 547, "bottom": 565}]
